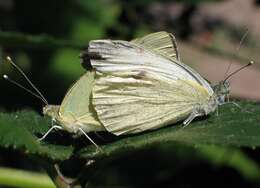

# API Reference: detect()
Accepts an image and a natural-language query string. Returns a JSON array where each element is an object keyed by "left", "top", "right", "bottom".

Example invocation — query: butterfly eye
[
  {"left": 224, "top": 81, "right": 230, "bottom": 89},
  {"left": 42, "top": 105, "right": 50, "bottom": 114}
]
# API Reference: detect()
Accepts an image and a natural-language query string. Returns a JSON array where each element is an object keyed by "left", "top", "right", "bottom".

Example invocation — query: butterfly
[
  {"left": 78, "top": 31, "right": 251, "bottom": 135},
  {"left": 5, "top": 31, "right": 252, "bottom": 147}
]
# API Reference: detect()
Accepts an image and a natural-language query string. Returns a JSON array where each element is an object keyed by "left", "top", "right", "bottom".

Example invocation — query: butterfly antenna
[
  {"left": 223, "top": 60, "right": 254, "bottom": 82},
  {"left": 3, "top": 56, "right": 48, "bottom": 105},
  {"left": 223, "top": 29, "right": 249, "bottom": 78}
]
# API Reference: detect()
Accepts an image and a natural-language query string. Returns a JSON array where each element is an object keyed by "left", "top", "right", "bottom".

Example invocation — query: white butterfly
[
  {"left": 79, "top": 31, "right": 252, "bottom": 135},
  {"left": 5, "top": 32, "right": 252, "bottom": 146}
]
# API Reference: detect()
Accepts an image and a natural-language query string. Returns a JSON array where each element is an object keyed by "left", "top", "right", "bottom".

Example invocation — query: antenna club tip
[
  {"left": 3, "top": 74, "right": 8, "bottom": 79},
  {"left": 250, "top": 60, "right": 254, "bottom": 65},
  {"left": 6, "top": 56, "right": 12, "bottom": 61}
]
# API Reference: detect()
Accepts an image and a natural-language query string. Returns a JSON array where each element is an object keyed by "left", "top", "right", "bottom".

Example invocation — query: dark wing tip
[
  {"left": 80, "top": 41, "right": 107, "bottom": 70},
  {"left": 80, "top": 48, "right": 92, "bottom": 70}
]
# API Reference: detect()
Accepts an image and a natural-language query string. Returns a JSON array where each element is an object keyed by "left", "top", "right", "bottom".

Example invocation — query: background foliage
[{"left": 0, "top": 0, "right": 260, "bottom": 187}]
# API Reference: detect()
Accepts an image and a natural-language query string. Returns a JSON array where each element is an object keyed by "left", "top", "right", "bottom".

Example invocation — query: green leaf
[
  {"left": 1, "top": 102, "right": 260, "bottom": 163},
  {"left": 0, "top": 110, "right": 73, "bottom": 161},
  {"left": 78, "top": 102, "right": 260, "bottom": 159},
  {"left": 197, "top": 145, "right": 260, "bottom": 181}
]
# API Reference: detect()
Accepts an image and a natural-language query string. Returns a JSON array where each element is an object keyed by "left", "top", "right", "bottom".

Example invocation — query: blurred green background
[{"left": 1, "top": 0, "right": 260, "bottom": 187}]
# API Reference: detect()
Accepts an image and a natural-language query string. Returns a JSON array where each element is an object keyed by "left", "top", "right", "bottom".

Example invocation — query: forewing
[
  {"left": 88, "top": 40, "right": 212, "bottom": 135},
  {"left": 88, "top": 39, "right": 213, "bottom": 94},
  {"left": 131, "top": 32, "right": 213, "bottom": 94},
  {"left": 59, "top": 71, "right": 102, "bottom": 129}
]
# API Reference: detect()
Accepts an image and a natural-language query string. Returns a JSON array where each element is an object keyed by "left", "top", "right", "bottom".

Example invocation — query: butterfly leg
[
  {"left": 220, "top": 102, "right": 252, "bottom": 113},
  {"left": 38, "top": 125, "right": 63, "bottom": 141},
  {"left": 216, "top": 106, "right": 219, "bottom": 116},
  {"left": 78, "top": 128, "right": 103, "bottom": 153},
  {"left": 183, "top": 111, "right": 203, "bottom": 127},
  {"left": 68, "top": 112, "right": 103, "bottom": 152}
]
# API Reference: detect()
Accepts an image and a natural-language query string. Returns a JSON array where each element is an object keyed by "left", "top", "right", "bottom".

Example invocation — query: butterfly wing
[
  {"left": 59, "top": 71, "right": 104, "bottom": 132},
  {"left": 131, "top": 31, "right": 214, "bottom": 94},
  {"left": 87, "top": 39, "right": 213, "bottom": 135},
  {"left": 131, "top": 31, "right": 180, "bottom": 61}
]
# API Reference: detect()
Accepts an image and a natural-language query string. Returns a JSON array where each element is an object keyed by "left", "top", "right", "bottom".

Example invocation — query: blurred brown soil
[
  {"left": 180, "top": 42, "right": 260, "bottom": 101},
  {"left": 179, "top": 0, "right": 260, "bottom": 101},
  {"left": 198, "top": 0, "right": 260, "bottom": 39}
]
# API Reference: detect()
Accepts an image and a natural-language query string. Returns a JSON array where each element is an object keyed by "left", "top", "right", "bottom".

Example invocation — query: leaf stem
[{"left": 0, "top": 167, "right": 55, "bottom": 188}]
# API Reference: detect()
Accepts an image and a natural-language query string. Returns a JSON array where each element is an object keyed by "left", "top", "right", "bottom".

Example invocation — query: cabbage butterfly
[
  {"left": 80, "top": 31, "right": 253, "bottom": 135},
  {"left": 3, "top": 57, "right": 103, "bottom": 149},
  {"left": 4, "top": 32, "right": 252, "bottom": 144}
]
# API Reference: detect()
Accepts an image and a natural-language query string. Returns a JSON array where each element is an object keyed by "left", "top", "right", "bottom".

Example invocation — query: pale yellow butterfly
[
  {"left": 79, "top": 31, "right": 252, "bottom": 135},
  {"left": 4, "top": 32, "right": 252, "bottom": 147},
  {"left": 3, "top": 57, "right": 103, "bottom": 150}
]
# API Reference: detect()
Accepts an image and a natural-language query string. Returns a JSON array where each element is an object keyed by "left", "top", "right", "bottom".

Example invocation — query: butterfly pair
[
  {"left": 5, "top": 31, "right": 252, "bottom": 148},
  {"left": 43, "top": 31, "right": 243, "bottom": 136}
]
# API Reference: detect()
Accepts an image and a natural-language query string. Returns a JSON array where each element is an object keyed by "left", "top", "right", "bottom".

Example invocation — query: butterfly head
[
  {"left": 213, "top": 60, "right": 253, "bottom": 105},
  {"left": 43, "top": 105, "right": 60, "bottom": 120},
  {"left": 213, "top": 80, "right": 230, "bottom": 104}
]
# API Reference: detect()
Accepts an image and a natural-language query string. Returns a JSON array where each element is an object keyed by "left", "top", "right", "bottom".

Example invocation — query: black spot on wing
[{"left": 80, "top": 46, "right": 103, "bottom": 70}]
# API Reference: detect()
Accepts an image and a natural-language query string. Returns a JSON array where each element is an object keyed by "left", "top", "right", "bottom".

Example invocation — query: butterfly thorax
[
  {"left": 43, "top": 104, "right": 104, "bottom": 134},
  {"left": 195, "top": 95, "right": 217, "bottom": 116},
  {"left": 43, "top": 105, "right": 76, "bottom": 133},
  {"left": 198, "top": 81, "right": 230, "bottom": 116}
]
